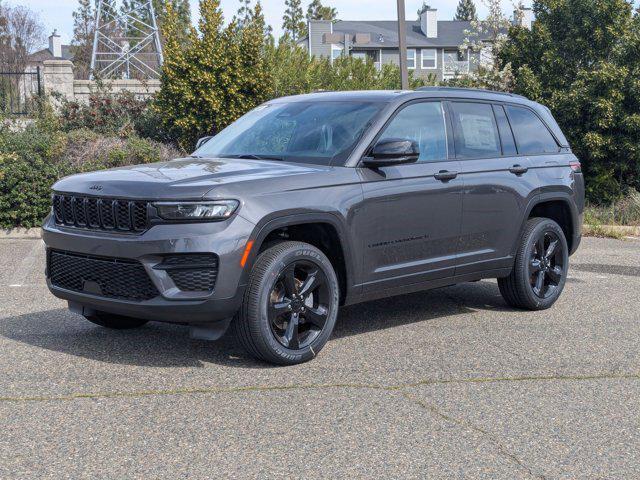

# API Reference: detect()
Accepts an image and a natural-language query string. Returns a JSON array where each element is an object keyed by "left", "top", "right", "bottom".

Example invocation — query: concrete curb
[
  {"left": 0, "top": 228, "right": 43, "bottom": 239},
  {"left": 1, "top": 225, "right": 638, "bottom": 240}
]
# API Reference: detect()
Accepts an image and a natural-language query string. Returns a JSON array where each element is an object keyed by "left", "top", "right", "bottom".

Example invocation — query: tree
[
  {"left": 455, "top": 0, "right": 522, "bottom": 90},
  {"left": 500, "top": 0, "right": 638, "bottom": 202},
  {"left": 155, "top": 0, "right": 272, "bottom": 149},
  {"left": 282, "top": 0, "right": 305, "bottom": 41},
  {"left": 153, "top": 0, "right": 191, "bottom": 41},
  {"left": 70, "top": 0, "right": 95, "bottom": 79},
  {"left": 454, "top": 0, "right": 477, "bottom": 21},
  {"left": 417, "top": 2, "right": 431, "bottom": 19},
  {"left": 99, "top": 0, "right": 118, "bottom": 22},
  {"left": 235, "top": 0, "right": 272, "bottom": 37},
  {"left": 0, "top": 4, "right": 45, "bottom": 71},
  {"left": 306, "top": 0, "right": 337, "bottom": 22},
  {"left": 267, "top": 41, "right": 434, "bottom": 99}
]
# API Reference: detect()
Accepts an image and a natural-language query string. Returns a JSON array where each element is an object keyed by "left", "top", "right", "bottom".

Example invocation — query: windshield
[{"left": 193, "top": 101, "right": 385, "bottom": 166}]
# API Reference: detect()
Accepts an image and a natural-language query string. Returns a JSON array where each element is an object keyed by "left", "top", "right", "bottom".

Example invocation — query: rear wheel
[
  {"left": 498, "top": 217, "right": 569, "bottom": 310},
  {"left": 84, "top": 312, "right": 149, "bottom": 329},
  {"left": 235, "top": 241, "right": 340, "bottom": 365}
]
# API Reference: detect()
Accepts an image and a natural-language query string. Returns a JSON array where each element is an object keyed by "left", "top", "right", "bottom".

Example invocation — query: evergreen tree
[
  {"left": 454, "top": 0, "right": 477, "bottom": 21},
  {"left": 70, "top": 0, "right": 95, "bottom": 78},
  {"left": 501, "top": 0, "right": 638, "bottom": 202},
  {"left": 416, "top": 2, "right": 430, "bottom": 19},
  {"left": 153, "top": 0, "right": 191, "bottom": 39},
  {"left": 99, "top": 0, "right": 118, "bottom": 21},
  {"left": 282, "top": 0, "right": 305, "bottom": 41},
  {"left": 306, "top": 0, "right": 337, "bottom": 21},
  {"left": 155, "top": 0, "right": 272, "bottom": 149}
]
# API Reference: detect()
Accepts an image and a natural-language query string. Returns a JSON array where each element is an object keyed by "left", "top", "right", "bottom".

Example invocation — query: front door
[{"left": 354, "top": 100, "right": 463, "bottom": 293}]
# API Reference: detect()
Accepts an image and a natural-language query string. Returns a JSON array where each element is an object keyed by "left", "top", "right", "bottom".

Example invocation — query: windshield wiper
[{"left": 221, "top": 154, "right": 284, "bottom": 161}]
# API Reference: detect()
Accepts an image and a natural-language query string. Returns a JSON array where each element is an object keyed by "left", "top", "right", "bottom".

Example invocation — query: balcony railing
[{"left": 443, "top": 59, "right": 470, "bottom": 77}]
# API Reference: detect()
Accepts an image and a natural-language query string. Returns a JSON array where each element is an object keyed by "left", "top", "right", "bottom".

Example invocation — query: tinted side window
[
  {"left": 450, "top": 102, "right": 501, "bottom": 159},
  {"left": 378, "top": 102, "right": 447, "bottom": 162},
  {"left": 493, "top": 105, "right": 517, "bottom": 156},
  {"left": 505, "top": 105, "right": 559, "bottom": 154}
]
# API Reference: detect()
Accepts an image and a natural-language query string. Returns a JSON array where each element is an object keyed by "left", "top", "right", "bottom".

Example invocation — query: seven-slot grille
[
  {"left": 48, "top": 250, "right": 160, "bottom": 302},
  {"left": 52, "top": 194, "right": 148, "bottom": 232}
]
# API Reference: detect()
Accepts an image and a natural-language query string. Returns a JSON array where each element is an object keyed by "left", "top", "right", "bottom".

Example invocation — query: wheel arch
[
  {"left": 518, "top": 193, "right": 580, "bottom": 256},
  {"left": 241, "top": 213, "right": 356, "bottom": 304}
]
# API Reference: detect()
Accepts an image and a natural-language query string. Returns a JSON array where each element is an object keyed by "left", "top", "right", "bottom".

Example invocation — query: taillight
[{"left": 569, "top": 161, "right": 582, "bottom": 173}]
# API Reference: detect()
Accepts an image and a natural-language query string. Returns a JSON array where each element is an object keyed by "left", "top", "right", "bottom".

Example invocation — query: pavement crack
[
  {"left": 399, "top": 389, "right": 546, "bottom": 479},
  {"left": 1, "top": 371, "right": 638, "bottom": 404}
]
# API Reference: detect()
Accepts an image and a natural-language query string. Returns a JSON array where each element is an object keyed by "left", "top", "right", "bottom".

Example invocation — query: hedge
[{"left": 0, "top": 123, "right": 181, "bottom": 229}]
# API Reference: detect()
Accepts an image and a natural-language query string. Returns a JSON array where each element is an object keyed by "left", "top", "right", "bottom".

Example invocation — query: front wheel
[
  {"left": 235, "top": 241, "right": 340, "bottom": 365},
  {"left": 498, "top": 217, "right": 569, "bottom": 310}
]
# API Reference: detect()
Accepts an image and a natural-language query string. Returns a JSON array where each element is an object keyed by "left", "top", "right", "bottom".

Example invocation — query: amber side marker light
[{"left": 240, "top": 240, "right": 254, "bottom": 267}]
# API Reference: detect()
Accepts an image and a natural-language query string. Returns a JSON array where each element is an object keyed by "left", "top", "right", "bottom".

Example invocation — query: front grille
[
  {"left": 156, "top": 254, "right": 219, "bottom": 292},
  {"left": 52, "top": 194, "right": 149, "bottom": 233},
  {"left": 48, "top": 250, "right": 160, "bottom": 302}
]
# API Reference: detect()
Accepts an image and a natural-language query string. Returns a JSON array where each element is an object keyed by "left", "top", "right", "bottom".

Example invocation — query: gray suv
[{"left": 44, "top": 88, "right": 584, "bottom": 365}]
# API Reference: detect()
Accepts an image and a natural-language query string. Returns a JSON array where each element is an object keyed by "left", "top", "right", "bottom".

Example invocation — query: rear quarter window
[{"left": 505, "top": 105, "right": 560, "bottom": 155}]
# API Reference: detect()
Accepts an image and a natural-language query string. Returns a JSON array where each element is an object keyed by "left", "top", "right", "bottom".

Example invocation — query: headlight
[{"left": 154, "top": 200, "right": 239, "bottom": 221}]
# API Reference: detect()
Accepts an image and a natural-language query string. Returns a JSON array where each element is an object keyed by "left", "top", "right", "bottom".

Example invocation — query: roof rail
[{"left": 415, "top": 86, "right": 526, "bottom": 99}]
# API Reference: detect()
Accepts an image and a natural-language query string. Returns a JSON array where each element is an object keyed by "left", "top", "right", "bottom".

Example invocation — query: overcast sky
[{"left": 23, "top": 0, "right": 532, "bottom": 46}]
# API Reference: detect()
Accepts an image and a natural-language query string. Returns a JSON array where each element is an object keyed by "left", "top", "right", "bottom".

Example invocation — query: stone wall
[{"left": 42, "top": 59, "right": 161, "bottom": 103}]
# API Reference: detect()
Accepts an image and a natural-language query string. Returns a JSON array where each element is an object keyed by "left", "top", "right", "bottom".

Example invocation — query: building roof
[
  {"left": 313, "top": 20, "right": 492, "bottom": 48},
  {"left": 27, "top": 45, "right": 74, "bottom": 63}
]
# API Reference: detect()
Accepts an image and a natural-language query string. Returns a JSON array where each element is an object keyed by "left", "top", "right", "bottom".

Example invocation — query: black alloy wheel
[
  {"left": 235, "top": 241, "right": 340, "bottom": 365},
  {"left": 498, "top": 217, "right": 569, "bottom": 310},
  {"left": 528, "top": 230, "right": 565, "bottom": 299},
  {"left": 268, "top": 260, "right": 331, "bottom": 350}
]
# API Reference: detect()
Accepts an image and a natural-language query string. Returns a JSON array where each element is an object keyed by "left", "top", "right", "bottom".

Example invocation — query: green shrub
[
  {"left": 0, "top": 123, "right": 181, "bottom": 229},
  {"left": 0, "top": 153, "right": 73, "bottom": 228},
  {"left": 60, "top": 90, "right": 148, "bottom": 136},
  {"left": 585, "top": 189, "right": 640, "bottom": 226},
  {"left": 0, "top": 124, "right": 68, "bottom": 162}
]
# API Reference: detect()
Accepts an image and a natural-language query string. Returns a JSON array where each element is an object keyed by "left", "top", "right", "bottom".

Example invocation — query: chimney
[
  {"left": 515, "top": 7, "right": 533, "bottom": 29},
  {"left": 420, "top": 8, "right": 438, "bottom": 38},
  {"left": 49, "top": 30, "right": 62, "bottom": 58}
]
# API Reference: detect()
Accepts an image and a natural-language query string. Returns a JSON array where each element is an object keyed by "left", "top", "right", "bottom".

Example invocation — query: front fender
[{"left": 238, "top": 211, "right": 359, "bottom": 300}]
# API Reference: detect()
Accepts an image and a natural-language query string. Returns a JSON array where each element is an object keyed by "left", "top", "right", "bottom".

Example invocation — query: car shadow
[{"left": 0, "top": 281, "right": 509, "bottom": 369}]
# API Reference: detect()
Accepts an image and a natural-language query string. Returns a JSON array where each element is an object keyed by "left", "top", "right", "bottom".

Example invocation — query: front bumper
[{"left": 42, "top": 214, "right": 255, "bottom": 324}]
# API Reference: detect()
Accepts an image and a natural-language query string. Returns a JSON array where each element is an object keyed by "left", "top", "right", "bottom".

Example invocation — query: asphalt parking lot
[{"left": 1, "top": 236, "right": 639, "bottom": 479}]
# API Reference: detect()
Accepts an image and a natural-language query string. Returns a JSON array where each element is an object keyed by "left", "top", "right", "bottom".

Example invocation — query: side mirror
[
  {"left": 195, "top": 136, "right": 213, "bottom": 150},
  {"left": 363, "top": 138, "right": 420, "bottom": 168}
]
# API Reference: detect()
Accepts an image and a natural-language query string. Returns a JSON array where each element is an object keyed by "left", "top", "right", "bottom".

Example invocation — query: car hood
[{"left": 52, "top": 157, "right": 333, "bottom": 200}]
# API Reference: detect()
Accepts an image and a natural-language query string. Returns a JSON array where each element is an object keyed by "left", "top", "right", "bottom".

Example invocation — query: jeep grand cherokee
[{"left": 44, "top": 88, "right": 584, "bottom": 365}]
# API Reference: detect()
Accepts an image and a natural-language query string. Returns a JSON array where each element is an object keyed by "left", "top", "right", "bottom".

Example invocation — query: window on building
[
  {"left": 377, "top": 102, "right": 448, "bottom": 162},
  {"left": 450, "top": 102, "right": 501, "bottom": 159},
  {"left": 505, "top": 105, "right": 560, "bottom": 155},
  {"left": 421, "top": 49, "right": 437, "bottom": 69},
  {"left": 331, "top": 45, "right": 343, "bottom": 63},
  {"left": 351, "top": 51, "right": 368, "bottom": 62},
  {"left": 407, "top": 49, "right": 416, "bottom": 69}
]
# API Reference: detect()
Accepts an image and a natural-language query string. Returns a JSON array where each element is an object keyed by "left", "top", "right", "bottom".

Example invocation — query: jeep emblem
[{"left": 89, "top": 185, "right": 103, "bottom": 191}]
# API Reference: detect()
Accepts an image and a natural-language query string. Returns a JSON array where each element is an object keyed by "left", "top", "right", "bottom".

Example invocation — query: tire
[
  {"left": 235, "top": 241, "right": 340, "bottom": 365},
  {"left": 84, "top": 312, "right": 149, "bottom": 329},
  {"left": 498, "top": 217, "right": 569, "bottom": 310}
]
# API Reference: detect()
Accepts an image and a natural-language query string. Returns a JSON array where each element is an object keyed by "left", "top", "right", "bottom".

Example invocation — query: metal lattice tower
[{"left": 90, "top": 0, "right": 164, "bottom": 80}]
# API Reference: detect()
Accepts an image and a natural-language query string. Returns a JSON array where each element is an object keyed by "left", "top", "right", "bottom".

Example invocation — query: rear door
[
  {"left": 449, "top": 101, "right": 537, "bottom": 275},
  {"left": 355, "top": 100, "right": 463, "bottom": 292}
]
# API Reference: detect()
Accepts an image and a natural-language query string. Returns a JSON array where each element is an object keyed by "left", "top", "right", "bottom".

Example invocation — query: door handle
[
  {"left": 434, "top": 170, "right": 458, "bottom": 182},
  {"left": 509, "top": 164, "right": 529, "bottom": 175}
]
